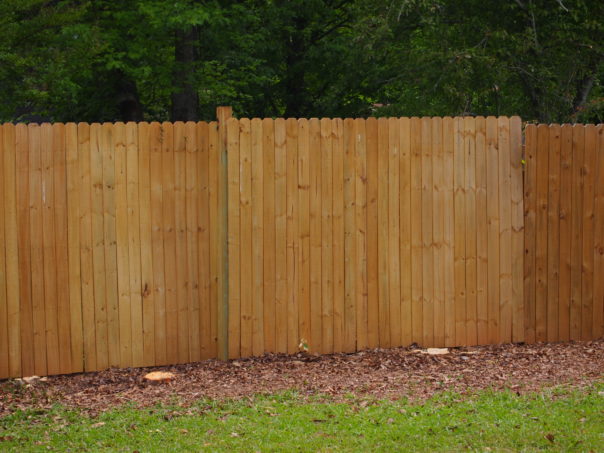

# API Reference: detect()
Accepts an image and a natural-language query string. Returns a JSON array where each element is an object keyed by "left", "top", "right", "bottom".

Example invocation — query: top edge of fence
[
  {"left": 525, "top": 123, "right": 604, "bottom": 130},
  {"left": 234, "top": 115, "right": 521, "bottom": 122},
  {"left": 7, "top": 116, "right": 604, "bottom": 128}
]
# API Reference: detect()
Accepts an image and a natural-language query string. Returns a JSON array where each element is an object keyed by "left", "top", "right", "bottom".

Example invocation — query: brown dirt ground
[{"left": 1, "top": 340, "right": 603, "bottom": 416}]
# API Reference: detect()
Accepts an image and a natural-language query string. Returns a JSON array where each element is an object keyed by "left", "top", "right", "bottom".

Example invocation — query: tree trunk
[
  {"left": 115, "top": 74, "right": 144, "bottom": 122},
  {"left": 171, "top": 27, "right": 200, "bottom": 122},
  {"left": 572, "top": 74, "right": 596, "bottom": 116},
  {"left": 283, "top": 17, "right": 308, "bottom": 118}
]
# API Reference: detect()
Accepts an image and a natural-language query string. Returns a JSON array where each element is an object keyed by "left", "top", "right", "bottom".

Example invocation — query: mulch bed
[{"left": 1, "top": 340, "right": 603, "bottom": 416}]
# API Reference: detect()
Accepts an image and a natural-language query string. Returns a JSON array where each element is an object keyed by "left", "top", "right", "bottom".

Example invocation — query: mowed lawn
[{"left": 1, "top": 385, "right": 603, "bottom": 452}]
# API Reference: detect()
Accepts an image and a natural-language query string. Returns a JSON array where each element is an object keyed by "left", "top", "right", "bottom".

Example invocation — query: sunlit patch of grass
[{"left": 1, "top": 384, "right": 602, "bottom": 451}]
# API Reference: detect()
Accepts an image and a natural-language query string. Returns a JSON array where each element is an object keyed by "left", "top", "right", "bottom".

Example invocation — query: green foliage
[
  {"left": 0, "top": 0, "right": 602, "bottom": 122},
  {"left": 1, "top": 385, "right": 603, "bottom": 451}
]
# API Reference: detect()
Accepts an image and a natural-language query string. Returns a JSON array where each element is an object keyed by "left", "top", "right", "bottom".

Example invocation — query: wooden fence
[
  {"left": 0, "top": 113, "right": 602, "bottom": 379},
  {"left": 225, "top": 116, "right": 524, "bottom": 358},
  {"left": 0, "top": 120, "right": 225, "bottom": 378},
  {"left": 524, "top": 124, "right": 604, "bottom": 343}
]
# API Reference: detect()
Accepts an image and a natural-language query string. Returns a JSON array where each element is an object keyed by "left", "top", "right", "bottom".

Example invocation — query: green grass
[{"left": 1, "top": 385, "right": 603, "bottom": 452}]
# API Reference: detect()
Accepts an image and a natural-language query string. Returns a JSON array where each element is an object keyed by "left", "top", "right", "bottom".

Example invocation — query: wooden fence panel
[
  {"left": 524, "top": 123, "right": 603, "bottom": 346},
  {"left": 593, "top": 125, "right": 604, "bottom": 339},
  {"left": 5, "top": 115, "right": 604, "bottom": 380},
  {"left": 0, "top": 124, "right": 7, "bottom": 378}
]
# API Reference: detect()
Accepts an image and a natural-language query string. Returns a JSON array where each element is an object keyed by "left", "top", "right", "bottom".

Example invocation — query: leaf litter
[{"left": 1, "top": 340, "right": 602, "bottom": 416}]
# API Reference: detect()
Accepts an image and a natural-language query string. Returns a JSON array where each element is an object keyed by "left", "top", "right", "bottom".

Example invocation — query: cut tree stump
[{"left": 144, "top": 371, "right": 175, "bottom": 383}]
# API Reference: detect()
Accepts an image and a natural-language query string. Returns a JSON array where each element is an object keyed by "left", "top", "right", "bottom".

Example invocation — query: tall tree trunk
[
  {"left": 171, "top": 27, "right": 200, "bottom": 122},
  {"left": 115, "top": 73, "right": 144, "bottom": 122},
  {"left": 283, "top": 17, "right": 308, "bottom": 118},
  {"left": 572, "top": 73, "right": 596, "bottom": 116}
]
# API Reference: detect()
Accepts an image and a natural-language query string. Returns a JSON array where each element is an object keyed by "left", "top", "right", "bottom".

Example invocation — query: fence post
[{"left": 217, "top": 106, "right": 232, "bottom": 360}]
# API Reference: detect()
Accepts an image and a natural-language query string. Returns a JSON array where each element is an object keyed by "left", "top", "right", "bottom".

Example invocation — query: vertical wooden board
[
  {"left": 251, "top": 118, "right": 265, "bottom": 355},
  {"left": 29, "top": 124, "right": 48, "bottom": 375},
  {"left": 581, "top": 125, "right": 596, "bottom": 341},
  {"left": 343, "top": 118, "right": 357, "bottom": 352},
  {"left": 0, "top": 127, "right": 11, "bottom": 376},
  {"left": 65, "top": 123, "right": 83, "bottom": 372},
  {"left": 355, "top": 119, "right": 368, "bottom": 351},
  {"left": 388, "top": 117, "right": 402, "bottom": 347},
  {"left": 239, "top": 119, "right": 253, "bottom": 356},
  {"left": 127, "top": 122, "right": 143, "bottom": 367},
  {"left": 41, "top": 124, "right": 61, "bottom": 375},
  {"left": 558, "top": 125, "right": 573, "bottom": 341},
  {"left": 498, "top": 117, "right": 513, "bottom": 344},
  {"left": 300, "top": 119, "right": 314, "bottom": 352},
  {"left": 453, "top": 118, "right": 466, "bottom": 346},
  {"left": 96, "top": 125, "right": 118, "bottom": 369},
  {"left": 570, "top": 125, "right": 584, "bottom": 340},
  {"left": 486, "top": 117, "right": 500, "bottom": 344},
  {"left": 475, "top": 117, "right": 489, "bottom": 345},
  {"left": 523, "top": 126, "right": 537, "bottom": 343},
  {"left": 399, "top": 118, "right": 413, "bottom": 346},
  {"left": 410, "top": 117, "right": 423, "bottom": 345},
  {"left": 226, "top": 119, "right": 240, "bottom": 358},
  {"left": 150, "top": 122, "right": 167, "bottom": 364},
  {"left": 509, "top": 117, "right": 525, "bottom": 343},
  {"left": 432, "top": 117, "right": 445, "bottom": 347},
  {"left": 114, "top": 122, "right": 131, "bottom": 368},
  {"left": 332, "top": 119, "right": 345, "bottom": 352},
  {"left": 376, "top": 118, "right": 390, "bottom": 349},
  {"left": 321, "top": 118, "right": 334, "bottom": 353},
  {"left": 593, "top": 125, "right": 604, "bottom": 338},
  {"left": 197, "top": 122, "right": 212, "bottom": 359},
  {"left": 3, "top": 124, "right": 21, "bottom": 376},
  {"left": 217, "top": 108, "right": 232, "bottom": 362},
  {"left": 0, "top": 124, "right": 8, "bottom": 377},
  {"left": 546, "top": 125, "right": 561, "bottom": 342},
  {"left": 78, "top": 123, "right": 96, "bottom": 370},
  {"left": 263, "top": 119, "right": 276, "bottom": 353},
  {"left": 101, "top": 123, "right": 120, "bottom": 368},
  {"left": 16, "top": 124, "right": 34, "bottom": 376},
  {"left": 534, "top": 125, "right": 549, "bottom": 343},
  {"left": 160, "top": 122, "right": 177, "bottom": 363},
  {"left": 308, "top": 118, "right": 321, "bottom": 353},
  {"left": 139, "top": 123, "right": 156, "bottom": 366},
  {"left": 173, "top": 122, "right": 189, "bottom": 362},
  {"left": 274, "top": 119, "right": 288, "bottom": 353},
  {"left": 52, "top": 123, "right": 72, "bottom": 374},
  {"left": 421, "top": 117, "right": 434, "bottom": 347},
  {"left": 286, "top": 118, "right": 299, "bottom": 354},
  {"left": 442, "top": 118, "right": 456, "bottom": 347},
  {"left": 185, "top": 122, "right": 200, "bottom": 361},
  {"left": 365, "top": 118, "right": 379, "bottom": 348},
  {"left": 463, "top": 117, "right": 477, "bottom": 346},
  {"left": 208, "top": 123, "right": 220, "bottom": 358}
]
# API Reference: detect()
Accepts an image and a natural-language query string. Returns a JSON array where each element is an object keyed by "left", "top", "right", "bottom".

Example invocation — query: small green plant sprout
[{"left": 298, "top": 338, "right": 309, "bottom": 352}]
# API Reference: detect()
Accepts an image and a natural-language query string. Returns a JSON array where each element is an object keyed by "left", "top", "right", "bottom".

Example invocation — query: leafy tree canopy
[{"left": 0, "top": 0, "right": 602, "bottom": 123}]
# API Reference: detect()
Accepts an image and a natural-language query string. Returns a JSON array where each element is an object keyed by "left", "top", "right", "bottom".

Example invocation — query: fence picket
[
  {"left": 475, "top": 117, "right": 488, "bottom": 345},
  {"left": 546, "top": 125, "right": 561, "bottom": 342},
  {"left": 377, "top": 118, "right": 389, "bottom": 348},
  {"left": 365, "top": 118, "right": 379, "bottom": 348},
  {"left": 558, "top": 125, "right": 573, "bottom": 341}
]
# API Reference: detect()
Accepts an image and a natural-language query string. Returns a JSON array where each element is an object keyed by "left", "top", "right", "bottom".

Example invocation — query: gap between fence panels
[{"left": 0, "top": 111, "right": 602, "bottom": 379}]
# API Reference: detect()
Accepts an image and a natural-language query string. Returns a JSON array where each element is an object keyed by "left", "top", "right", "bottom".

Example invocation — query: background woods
[{"left": 0, "top": 0, "right": 603, "bottom": 124}]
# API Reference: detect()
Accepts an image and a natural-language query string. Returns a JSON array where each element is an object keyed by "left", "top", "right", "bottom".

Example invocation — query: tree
[{"left": 0, "top": 0, "right": 602, "bottom": 123}]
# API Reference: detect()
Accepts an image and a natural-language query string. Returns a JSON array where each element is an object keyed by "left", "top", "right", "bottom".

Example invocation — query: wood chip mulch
[{"left": 1, "top": 340, "right": 603, "bottom": 416}]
